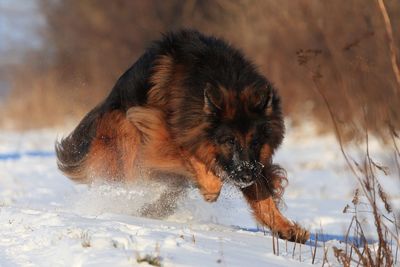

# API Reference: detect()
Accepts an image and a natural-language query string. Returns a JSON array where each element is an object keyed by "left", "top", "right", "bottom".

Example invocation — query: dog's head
[{"left": 202, "top": 83, "right": 284, "bottom": 188}]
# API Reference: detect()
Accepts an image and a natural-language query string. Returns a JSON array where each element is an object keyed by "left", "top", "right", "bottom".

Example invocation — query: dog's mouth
[
  {"left": 214, "top": 165, "right": 259, "bottom": 189},
  {"left": 230, "top": 178, "right": 255, "bottom": 188}
]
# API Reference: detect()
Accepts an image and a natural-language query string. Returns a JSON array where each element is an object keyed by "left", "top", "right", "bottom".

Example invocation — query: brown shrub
[{"left": 2, "top": 0, "right": 399, "bottom": 140}]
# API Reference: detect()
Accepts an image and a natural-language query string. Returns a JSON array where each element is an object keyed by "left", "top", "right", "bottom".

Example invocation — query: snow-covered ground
[{"left": 0, "top": 123, "right": 399, "bottom": 266}]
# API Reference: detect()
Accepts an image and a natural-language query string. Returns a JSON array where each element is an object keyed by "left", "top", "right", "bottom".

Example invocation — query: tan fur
[
  {"left": 187, "top": 156, "right": 222, "bottom": 202},
  {"left": 147, "top": 55, "right": 175, "bottom": 108},
  {"left": 242, "top": 184, "right": 310, "bottom": 243},
  {"left": 127, "top": 105, "right": 222, "bottom": 202},
  {"left": 220, "top": 87, "right": 237, "bottom": 120},
  {"left": 84, "top": 111, "right": 140, "bottom": 182},
  {"left": 259, "top": 144, "right": 272, "bottom": 165},
  {"left": 242, "top": 179, "right": 310, "bottom": 243},
  {"left": 126, "top": 106, "right": 190, "bottom": 176}
]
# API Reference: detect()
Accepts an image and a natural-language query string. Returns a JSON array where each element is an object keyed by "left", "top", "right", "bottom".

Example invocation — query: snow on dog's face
[{"left": 202, "top": 84, "right": 284, "bottom": 188}]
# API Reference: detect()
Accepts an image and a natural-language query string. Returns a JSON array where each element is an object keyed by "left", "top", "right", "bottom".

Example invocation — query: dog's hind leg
[
  {"left": 139, "top": 173, "right": 189, "bottom": 218},
  {"left": 57, "top": 108, "right": 141, "bottom": 183},
  {"left": 81, "top": 110, "right": 140, "bottom": 182}
]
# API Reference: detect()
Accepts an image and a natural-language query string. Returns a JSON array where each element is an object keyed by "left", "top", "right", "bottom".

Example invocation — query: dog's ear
[
  {"left": 249, "top": 87, "right": 273, "bottom": 115},
  {"left": 204, "top": 84, "right": 223, "bottom": 115}
]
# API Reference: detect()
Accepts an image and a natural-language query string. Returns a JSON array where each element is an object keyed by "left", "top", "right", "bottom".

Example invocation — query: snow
[{"left": 0, "top": 123, "right": 399, "bottom": 266}]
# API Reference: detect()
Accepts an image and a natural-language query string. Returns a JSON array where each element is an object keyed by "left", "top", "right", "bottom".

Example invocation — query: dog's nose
[
  {"left": 237, "top": 167, "right": 254, "bottom": 180},
  {"left": 242, "top": 173, "right": 252, "bottom": 182}
]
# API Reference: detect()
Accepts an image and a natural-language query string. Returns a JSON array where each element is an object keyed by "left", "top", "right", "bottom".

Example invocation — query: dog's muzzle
[{"left": 229, "top": 161, "right": 264, "bottom": 188}]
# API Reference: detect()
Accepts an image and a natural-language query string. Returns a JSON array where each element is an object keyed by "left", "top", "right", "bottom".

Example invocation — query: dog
[{"left": 56, "top": 29, "right": 309, "bottom": 243}]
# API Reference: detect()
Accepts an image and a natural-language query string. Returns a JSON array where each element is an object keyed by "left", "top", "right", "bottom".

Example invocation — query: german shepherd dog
[{"left": 56, "top": 30, "right": 309, "bottom": 243}]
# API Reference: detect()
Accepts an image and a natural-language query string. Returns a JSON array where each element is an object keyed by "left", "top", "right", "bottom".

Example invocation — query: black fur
[{"left": 56, "top": 29, "right": 284, "bottom": 184}]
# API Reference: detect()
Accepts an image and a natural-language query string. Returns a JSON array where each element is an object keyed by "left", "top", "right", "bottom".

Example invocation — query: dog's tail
[{"left": 55, "top": 105, "right": 103, "bottom": 183}]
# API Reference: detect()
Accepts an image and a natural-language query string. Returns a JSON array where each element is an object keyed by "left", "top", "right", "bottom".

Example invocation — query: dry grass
[
  {"left": 293, "top": 7, "right": 400, "bottom": 260},
  {"left": 136, "top": 243, "right": 162, "bottom": 267},
  {"left": 336, "top": 137, "right": 400, "bottom": 267},
  {"left": 81, "top": 230, "right": 91, "bottom": 248},
  {"left": 136, "top": 254, "right": 161, "bottom": 267},
  {"left": 298, "top": 34, "right": 400, "bottom": 266},
  {"left": 1, "top": 1, "right": 399, "bottom": 138},
  {"left": 377, "top": 0, "right": 400, "bottom": 94}
]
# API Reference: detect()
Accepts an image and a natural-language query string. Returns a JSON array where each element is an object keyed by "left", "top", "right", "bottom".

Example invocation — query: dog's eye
[
  {"left": 251, "top": 139, "right": 261, "bottom": 147},
  {"left": 226, "top": 138, "right": 235, "bottom": 145},
  {"left": 219, "top": 136, "right": 235, "bottom": 146}
]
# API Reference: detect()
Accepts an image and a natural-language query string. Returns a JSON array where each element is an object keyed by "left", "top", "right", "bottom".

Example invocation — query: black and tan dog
[{"left": 56, "top": 30, "right": 309, "bottom": 243}]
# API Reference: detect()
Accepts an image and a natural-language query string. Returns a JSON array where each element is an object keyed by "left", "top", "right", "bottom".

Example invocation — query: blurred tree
[
  {"left": 40, "top": 1, "right": 183, "bottom": 91},
  {"left": 3, "top": 0, "right": 399, "bottom": 139}
]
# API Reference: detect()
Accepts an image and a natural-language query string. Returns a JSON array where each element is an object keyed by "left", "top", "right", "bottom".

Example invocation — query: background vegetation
[{"left": 0, "top": 0, "right": 399, "bottom": 140}]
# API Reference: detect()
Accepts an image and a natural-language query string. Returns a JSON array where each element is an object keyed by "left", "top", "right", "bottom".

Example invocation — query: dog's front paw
[
  {"left": 277, "top": 223, "right": 310, "bottom": 244},
  {"left": 202, "top": 192, "right": 220, "bottom": 202}
]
